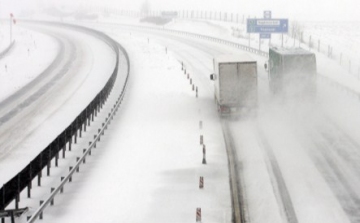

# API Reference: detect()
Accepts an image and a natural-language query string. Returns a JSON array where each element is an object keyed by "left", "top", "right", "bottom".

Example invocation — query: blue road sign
[
  {"left": 260, "top": 33, "right": 271, "bottom": 39},
  {"left": 247, "top": 19, "right": 288, "bottom": 33}
]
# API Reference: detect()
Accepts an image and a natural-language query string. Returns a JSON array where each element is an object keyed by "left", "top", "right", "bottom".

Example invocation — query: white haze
[{"left": 1, "top": 0, "right": 360, "bottom": 21}]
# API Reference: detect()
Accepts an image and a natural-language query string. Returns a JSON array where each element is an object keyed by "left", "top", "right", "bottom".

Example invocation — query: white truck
[
  {"left": 267, "top": 47, "right": 317, "bottom": 97},
  {"left": 210, "top": 54, "right": 258, "bottom": 116}
]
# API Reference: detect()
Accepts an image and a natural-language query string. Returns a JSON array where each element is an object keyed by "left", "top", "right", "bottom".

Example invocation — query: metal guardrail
[
  {"left": 27, "top": 47, "right": 130, "bottom": 222},
  {"left": 0, "top": 22, "right": 127, "bottom": 216},
  {"left": 0, "top": 40, "right": 15, "bottom": 60}
]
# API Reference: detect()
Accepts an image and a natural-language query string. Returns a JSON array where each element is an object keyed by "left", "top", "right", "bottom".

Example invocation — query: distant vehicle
[
  {"left": 210, "top": 54, "right": 258, "bottom": 116},
  {"left": 266, "top": 47, "right": 317, "bottom": 97}
]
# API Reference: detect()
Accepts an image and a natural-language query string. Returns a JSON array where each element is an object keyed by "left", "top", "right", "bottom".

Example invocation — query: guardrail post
[
  {"left": 55, "top": 151, "right": 59, "bottom": 167},
  {"left": 60, "top": 177, "right": 64, "bottom": 193},
  {"left": 74, "top": 130, "right": 77, "bottom": 144},
  {"left": 39, "top": 200, "right": 44, "bottom": 219},
  {"left": 83, "top": 149, "right": 86, "bottom": 163},
  {"left": 98, "top": 129, "right": 101, "bottom": 141},
  {"left": 47, "top": 160, "right": 50, "bottom": 176},
  {"left": 89, "top": 142, "right": 92, "bottom": 155},
  {"left": 62, "top": 145, "right": 66, "bottom": 158},
  {"left": 28, "top": 182, "right": 31, "bottom": 198},
  {"left": 69, "top": 167, "right": 73, "bottom": 182},
  {"left": 76, "top": 158, "right": 80, "bottom": 172},
  {"left": 15, "top": 193, "right": 19, "bottom": 209},
  {"left": 68, "top": 138, "right": 72, "bottom": 152},
  {"left": 50, "top": 188, "right": 55, "bottom": 205},
  {"left": 94, "top": 135, "right": 97, "bottom": 148},
  {"left": 38, "top": 171, "right": 42, "bottom": 186}
]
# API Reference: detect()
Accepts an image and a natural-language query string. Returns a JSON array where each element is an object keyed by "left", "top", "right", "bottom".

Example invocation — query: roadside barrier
[
  {"left": 116, "top": 23, "right": 269, "bottom": 58},
  {"left": 0, "top": 40, "right": 15, "bottom": 60},
  {"left": 0, "top": 22, "right": 130, "bottom": 220}
]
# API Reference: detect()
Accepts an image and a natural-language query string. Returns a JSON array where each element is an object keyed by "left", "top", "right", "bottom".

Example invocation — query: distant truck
[
  {"left": 210, "top": 54, "right": 258, "bottom": 116},
  {"left": 267, "top": 47, "right": 317, "bottom": 97}
]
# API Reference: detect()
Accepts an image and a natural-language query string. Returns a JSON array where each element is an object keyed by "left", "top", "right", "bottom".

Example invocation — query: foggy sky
[{"left": 1, "top": 0, "right": 360, "bottom": 21}]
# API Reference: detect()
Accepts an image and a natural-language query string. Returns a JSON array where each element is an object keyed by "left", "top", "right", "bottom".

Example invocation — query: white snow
[
  {"left": 0, "top": 25, "right": 58, "bottom": 102},
  {"left": 0, "top": 21, "right": 115, "bottom": 186},
  {"left": 1, "top": 11, "right": 360, "bottom": 223},
  {"left": 16, "top": 32, "right": 231, "bottom": 223}
]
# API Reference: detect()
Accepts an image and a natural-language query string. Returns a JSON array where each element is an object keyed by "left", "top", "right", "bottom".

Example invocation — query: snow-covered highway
[
  {"left": 1, "top": 17, "right": 360, "bottom": 223},
  {"left": 0, "top": 22, "right": 116, "bottom": 194}
]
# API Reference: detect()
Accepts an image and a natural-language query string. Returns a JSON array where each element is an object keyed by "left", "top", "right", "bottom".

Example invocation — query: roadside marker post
[
  {"left": 196, "top": 208, "right": 202, "bottom": 222},
  {"left": 202, "top": 145, "right": 207, "bottom": 164},
  {"left": 199, "top": 176, "right": 204, "bottom": 189}
]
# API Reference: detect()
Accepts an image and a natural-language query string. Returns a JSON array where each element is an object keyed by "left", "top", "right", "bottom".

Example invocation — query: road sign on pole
[
  {"left": 264, "top": 11, "right": 271, "bottom": 19},
  {"left": 260, "top": 33, "right": 271, "bottom": 39},
  {"left": 247, "top": 18, "right": 288, "bottom": 33}
]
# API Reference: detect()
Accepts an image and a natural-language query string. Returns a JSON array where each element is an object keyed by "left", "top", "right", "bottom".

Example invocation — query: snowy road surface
[{"left": 88, "top": 23, "right": 359, "bottom": 223}]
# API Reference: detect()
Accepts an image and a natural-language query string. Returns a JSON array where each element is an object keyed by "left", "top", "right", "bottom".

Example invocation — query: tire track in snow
[
  {"left": 256, "top": 126, "right": 299, "bottom": 223},
  {"left": 222, "top": 120, "right": 248, "bottom": 223},
  {"left": 305, "top": 117, "right": 360, "bottom": 223}
]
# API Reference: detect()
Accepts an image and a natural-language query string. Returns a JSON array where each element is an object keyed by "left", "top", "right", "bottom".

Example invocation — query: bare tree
[{"left": 290, "top": 20, "right": 304, "bottom": 42}]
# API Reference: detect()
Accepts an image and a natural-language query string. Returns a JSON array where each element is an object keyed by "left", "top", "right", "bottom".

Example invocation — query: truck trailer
[
  {"left": 267, "top": 47, "right": 317, "bottom": 97},
  {"left": 210, "top": 54, "right": 257, "bottom": 116}
]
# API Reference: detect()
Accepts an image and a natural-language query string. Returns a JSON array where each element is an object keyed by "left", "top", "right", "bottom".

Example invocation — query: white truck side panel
[
  {"left": 214, "top": 61, "right": 257, "bottom": 108},
  {"left": 219, "top": 63, "right": 239, "bottom": 106}
]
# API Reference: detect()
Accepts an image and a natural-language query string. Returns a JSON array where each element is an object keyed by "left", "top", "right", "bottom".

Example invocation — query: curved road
[
  {"left": 0, "top": 22, "right": 116, "bottom": 187},
  {"left": 99, "top": 23, "right": 360, "bottom": 223}
]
